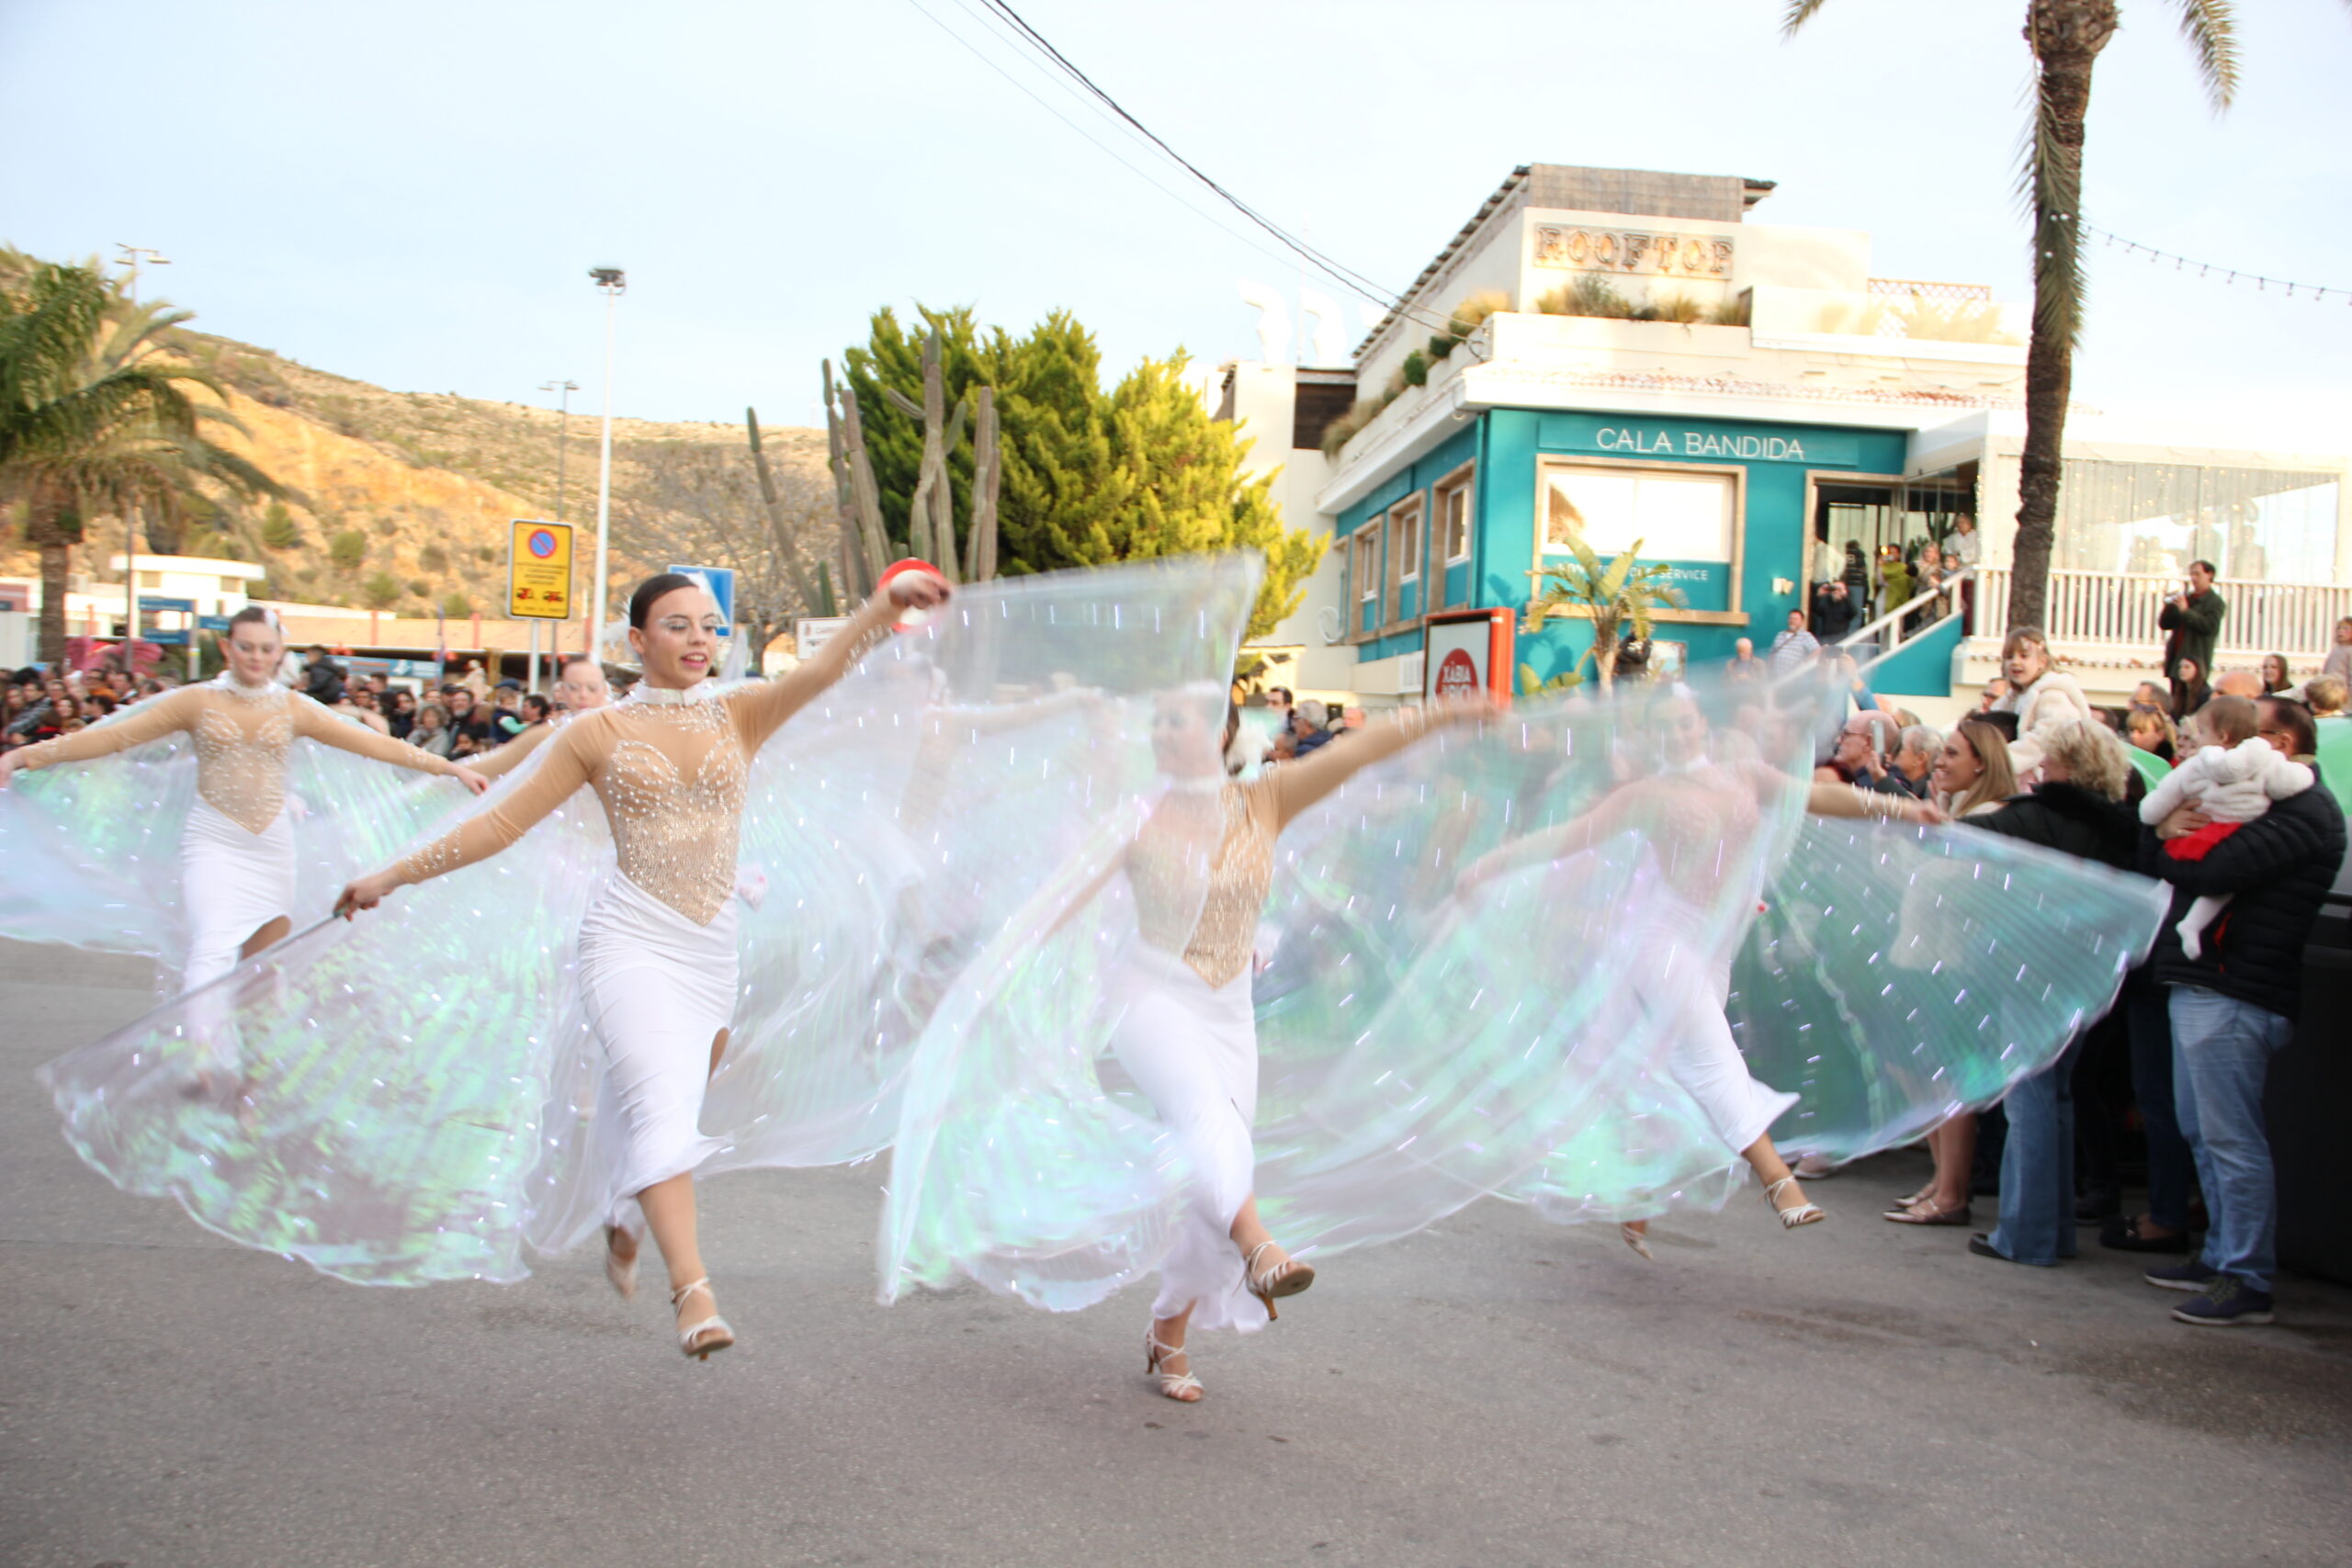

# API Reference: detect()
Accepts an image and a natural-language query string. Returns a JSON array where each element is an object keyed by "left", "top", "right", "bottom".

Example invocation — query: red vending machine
[{"left": 1420, "top": 607, "right": 1515, "bottom": 705}]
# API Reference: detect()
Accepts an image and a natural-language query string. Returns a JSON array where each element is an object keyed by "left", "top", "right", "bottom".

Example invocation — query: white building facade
[{"left": 1223, "top": 164, "right": 2351, "bottom": 707}]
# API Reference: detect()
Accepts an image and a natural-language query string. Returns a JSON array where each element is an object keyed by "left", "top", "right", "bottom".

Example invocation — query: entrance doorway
[{"left": 1811, "top": 468, "right": 1974, "bottom": 621}]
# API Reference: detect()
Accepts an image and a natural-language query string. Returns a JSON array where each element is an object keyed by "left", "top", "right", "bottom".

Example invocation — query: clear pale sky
[{"left": 5, "top": 0, "right": 2347, "bottom": 452}]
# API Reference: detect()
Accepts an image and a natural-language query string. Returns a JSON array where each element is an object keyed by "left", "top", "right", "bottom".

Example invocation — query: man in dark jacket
[
  {"left": 1810, "top": 580, "right": 1857, "bottom": 641},
  {"left": 2158, "top": 560, "right": 2225, "bottom": 713},
  {"left": 300, "top": 645, "right": 345, "bottom": 704},
  {"left": 2138, "top": 780, "right": 2346, "bottom": 1325}
]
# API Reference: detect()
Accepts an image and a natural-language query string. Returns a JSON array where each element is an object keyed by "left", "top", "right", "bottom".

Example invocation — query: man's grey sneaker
[
  {"left": 2143, "top": 1258, "right": 2221, "bottom": 1292},
  {"left": 2171, "top": 1278, "right": 2275, "bottom": 1327}
]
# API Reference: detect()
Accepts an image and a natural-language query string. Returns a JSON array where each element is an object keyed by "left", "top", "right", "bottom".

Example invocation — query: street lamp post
[
  {"left": 588, "top": 268, "right": 626, "bottom": 661},
  {"left": 113, "top": 247, "right": 171, "bottom": 669},
  {"left": 113, "top": 243, "right": 169, "bottom": 307},
  {"left": 534, "top": 378, "right": 579, "bottom": 693}
]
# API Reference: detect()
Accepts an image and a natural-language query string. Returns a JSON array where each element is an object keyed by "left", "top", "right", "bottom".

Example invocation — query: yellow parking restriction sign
[{"left": 507, "top": 520, "right": 573, "bottom": 619}]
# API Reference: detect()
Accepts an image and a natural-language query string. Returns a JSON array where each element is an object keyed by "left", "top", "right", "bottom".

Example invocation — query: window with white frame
[
  {"left": 1435, "top": 468, "right": 1474, "bottom": 565},
  {"left": 1391, "top": 497, "right": 1423, "bottom": 585},
  {"left": 1385, "top": 496, "right": 1425, "bottom": 626},
  {"left": 1542, "top": 464, "right": 1735, "bottom": 563},
  {"left": 1351, "top": 525, "right": 1379, "bottom": 624}
]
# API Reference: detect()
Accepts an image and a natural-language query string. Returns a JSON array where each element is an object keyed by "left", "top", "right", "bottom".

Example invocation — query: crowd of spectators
[
  {"left": 3, "top": 648, "right": 620, "bottom": 769},
  {"left": 1791, "top": 603, "right": 2348, "bottom": 1329}
]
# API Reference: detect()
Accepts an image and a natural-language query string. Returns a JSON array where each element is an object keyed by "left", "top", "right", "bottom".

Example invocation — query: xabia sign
[{"left": 1434, "top": 648, "right": 1481, "bottom": 698}]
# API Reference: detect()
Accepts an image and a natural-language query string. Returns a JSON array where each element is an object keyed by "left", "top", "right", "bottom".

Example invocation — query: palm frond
[
  {"left": 1780, "top": 0, "right": 1834, "bottom": 36},
  {"left": 1599, "top": 545, "right": 1637, "bottom": 601},
  {"left": 95, "top": 301, "right": 194, "bottom": 372},
  {"left": 2169, "top": 0, "right": 2240, "bottom": 112}
]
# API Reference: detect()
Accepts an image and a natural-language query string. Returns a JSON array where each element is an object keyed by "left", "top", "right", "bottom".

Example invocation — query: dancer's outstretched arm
[
  {"left": 465, "top": 721, "right": 552, "bottom": 782},
  {"left": 288, "top": 694, "right": 486, "bottom": 794},
  {"left": 1459, "top": 792, "right": 1634, "bottom": 890},
  {"left": 334, "top": 723, "right": 597, "bottom": 915},
  {"left": 0, "top": 686, "right": 201, "bottom": 782},
  {"left": 1261, "top": 699, "right": 1488, "bottom": 837},
  {"left": 729, "top": 572, "right": 952, "bottom": 753},
  {"left": 1802, "top": 779, "right": 1928, "bottom": 822}
]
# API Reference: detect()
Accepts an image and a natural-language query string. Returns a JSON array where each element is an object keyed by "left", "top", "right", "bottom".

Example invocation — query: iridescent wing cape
[
  {"left": 1511, "top": 749, "right": 2172, "bottom": 1224},
  {"left": 0, "top": 690, "right": 478, "bottom": 992},
  {"left": 881, "top": 671, "right": 1819, "bottom": 1311},
  {"left": 38, "top": 557, "right": 1262, "bottom": 1285}
]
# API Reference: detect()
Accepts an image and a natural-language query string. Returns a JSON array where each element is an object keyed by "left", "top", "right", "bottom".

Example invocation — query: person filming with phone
[{"left": 2160, "top": 560, "right": 2227, "bottom": 718}]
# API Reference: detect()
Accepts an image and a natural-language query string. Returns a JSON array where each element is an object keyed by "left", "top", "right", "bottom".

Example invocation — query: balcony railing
[{"left": 1973, "top": 569, "right": 2352, "bottom": 671}]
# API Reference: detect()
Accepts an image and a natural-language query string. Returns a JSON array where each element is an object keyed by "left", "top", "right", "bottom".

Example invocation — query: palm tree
[
  {"left": 1784, "top": 0, "right": 2239, "bottom": 632},
  {"left": 0, "top": 261, "right": 281, "bottom": 662},
  {"left": 1522, "top": 533, "right": 1687, "bottom": 691}
]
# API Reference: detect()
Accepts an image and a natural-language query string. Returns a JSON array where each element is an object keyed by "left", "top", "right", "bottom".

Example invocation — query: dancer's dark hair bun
[{"left": 627, "top": 572, "right": 704, "bottom": 629}]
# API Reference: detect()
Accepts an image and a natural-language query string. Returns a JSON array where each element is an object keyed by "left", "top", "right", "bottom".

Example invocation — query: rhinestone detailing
[
  {"left": 189, "top": 701, "right": 300, "bottom": 833},
  {"left": 1128, "top": 779, "right": 1276, "bottom": 987},
  {"left": 397, "top": 826, "right": 465, "bottom": 884},
  {"left": 597, "top": 699, "right": 749, "bottom": 925}
]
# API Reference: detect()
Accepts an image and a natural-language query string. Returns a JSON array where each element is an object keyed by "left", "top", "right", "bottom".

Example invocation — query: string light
[{"left": 2080, "top": 222, "right": 2348, "bottom": 305}]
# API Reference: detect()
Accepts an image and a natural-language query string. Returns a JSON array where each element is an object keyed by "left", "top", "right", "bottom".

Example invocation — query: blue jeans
[
  {"left": 2126, "top": 971, "right": 2195, "bottom": 1231},
  {"left": 2168, "top": 986, "right": 2294, "bottom": 1292},
  {"left": 1987, "top": 1040, "right": 2079, "bottom": 1266}
]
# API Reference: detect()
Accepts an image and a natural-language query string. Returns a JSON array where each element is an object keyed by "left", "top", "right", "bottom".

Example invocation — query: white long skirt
[
  {"left": 1646, "top": 892, "right": 1797, "bottom": 1157},
  {"left": 1108, "top": 946, "right": 1271, "bottom": 1335},
  {"left": 576, "top": 872, "right": 739, "bottom": 1232},
  {"left": 181, "top": 799, "right": 297, "bottom": 991}
]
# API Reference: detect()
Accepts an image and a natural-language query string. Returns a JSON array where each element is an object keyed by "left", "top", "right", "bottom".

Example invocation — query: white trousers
[
  {"left": 1109, "top": 947, "right": 1270, "bottom": 1334},
  {"left": 576, "top": 873, "right": 739, "bottom": 1231},
  {"left": 1645, "top": 897, "right": 1798, "bottom": 1157},
  {"left": 181, "top": 798, "right": 297, "bottom": 992}
]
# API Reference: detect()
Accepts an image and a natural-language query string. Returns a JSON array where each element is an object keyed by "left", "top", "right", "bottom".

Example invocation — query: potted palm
[{"left": 1522, "top": 533, "right": 1686, "bottom": 692}]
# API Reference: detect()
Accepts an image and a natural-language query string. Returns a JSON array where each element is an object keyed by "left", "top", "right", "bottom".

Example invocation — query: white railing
[
  {"left": 1835, "top": 569, "right": 1970, "bottom": 671},
  {"left": 1973, "top": 570, "right": 2352, "bottom": 670}
]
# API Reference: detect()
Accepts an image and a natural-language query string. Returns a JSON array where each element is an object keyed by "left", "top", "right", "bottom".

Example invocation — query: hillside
[{"left": 0, "top": 327, "right": 831, "bottom": 622}]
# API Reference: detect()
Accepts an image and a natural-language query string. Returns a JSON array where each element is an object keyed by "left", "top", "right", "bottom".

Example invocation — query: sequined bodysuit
[
  {"left": 392, "top": 682, "right": 789, "bottom": 925},
  {"left": 1628, "top": 761, "right": 1769, "bottom": 908},
  {"left": 1128, "top": 777, "right": 1279, "bottom": 987},
  {"left": 18, "top": 678, "right": 456, "bottom": 830}
]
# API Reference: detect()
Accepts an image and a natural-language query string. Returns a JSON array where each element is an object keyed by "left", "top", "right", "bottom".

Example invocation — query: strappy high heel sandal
[
  {"left": 1243, "top": 1240, "right": 1316, "bottom": 1320},
  {"left": 604, "top": 1225, "right": 639, "bottom": 1301},
  {"left": 1145, "top": 1329, "right": 1203, "bottom": 1402},
  {"left": 1765, "top": 1176, "right": 1826, "bottom": 1230},
  {"left": 1620, "top": 1222, "right": 1654, "bottom": 1260},
  {"left": 672, "top": 1278, "right": 734, "bottom": 1361}
]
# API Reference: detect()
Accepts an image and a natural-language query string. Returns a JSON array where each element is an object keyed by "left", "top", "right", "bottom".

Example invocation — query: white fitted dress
[{"left": 390, "top": 678, "right": 811, "bottom": 1228}]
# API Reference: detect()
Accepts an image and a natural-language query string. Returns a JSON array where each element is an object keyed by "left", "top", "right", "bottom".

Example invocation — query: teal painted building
[{"left": 1329, "top": 406, "right": 1909, "bottom": 687}]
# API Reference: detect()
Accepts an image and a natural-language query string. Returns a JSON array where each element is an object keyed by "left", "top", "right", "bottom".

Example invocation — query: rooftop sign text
[{"left": 1534, "top": 226, "right": 1734, "bottom": 277}]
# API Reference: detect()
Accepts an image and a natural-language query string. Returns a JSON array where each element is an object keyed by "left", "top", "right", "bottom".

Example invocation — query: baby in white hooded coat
[{"left": 2139, "top": 698, "right": 2312, "bottom": 959}]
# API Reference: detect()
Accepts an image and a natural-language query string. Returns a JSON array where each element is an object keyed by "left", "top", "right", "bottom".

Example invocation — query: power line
[
  {"left": 908, "top": 0, "right": 1468, "bottom": 348},
  {"left": 971, "top": 0, "right": 1407, "bottom": 312},
  {"left": 899, "top": 0, "right": 1351, "bottom": 300},
  {"left": 2086, "top": 223, "right": 2350, "bottom": 305}
]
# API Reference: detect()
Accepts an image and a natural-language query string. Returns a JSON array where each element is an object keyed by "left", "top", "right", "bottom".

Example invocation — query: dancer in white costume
[
  {"left": 1120, "top": 695, "right": 1484, "bottom": 1402},
  {"left": 0, "top": 607, "right": 489, "bottom": 991},
  {"left": 1465, "top": 684, "right": 1917, "bottom": 1256},
  {"left": 334, "top": 568, "right": 950, "bottom": 1359}
]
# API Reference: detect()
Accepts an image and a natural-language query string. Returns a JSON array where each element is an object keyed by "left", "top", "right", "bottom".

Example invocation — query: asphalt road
[{"left": 4, "top": 937, "right": 2348, "bottom": 1568}]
